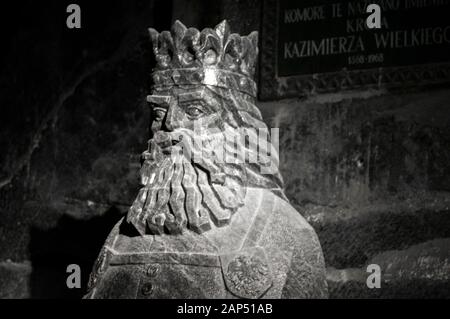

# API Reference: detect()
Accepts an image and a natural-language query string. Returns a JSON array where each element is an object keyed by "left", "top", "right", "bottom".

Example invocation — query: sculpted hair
[{"left": 204, "top": 85, "right": 286, "bottom": 200}]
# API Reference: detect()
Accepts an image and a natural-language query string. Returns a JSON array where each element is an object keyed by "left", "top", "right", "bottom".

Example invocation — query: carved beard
[{"left": 126, "top": 125, "right": 247, "bottom": 235}]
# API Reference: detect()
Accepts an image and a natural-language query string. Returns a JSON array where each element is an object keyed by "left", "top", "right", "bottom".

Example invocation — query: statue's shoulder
[
  {"left": 246, "top": 188, "right": 328, "bottom": 298},
  {"left": 238, "top": 188, "right": 317, "bottom": 247},
  {"left": 269, "top": 190, "right": 318, "bottom": 237},
  {"left": 250, "top": 187, "right": 324, "bottom": 257}
]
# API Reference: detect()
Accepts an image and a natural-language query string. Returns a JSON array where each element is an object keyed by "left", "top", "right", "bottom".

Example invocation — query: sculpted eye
[{"left": 186, "top": 106, "right": 204, "bottom": 118}]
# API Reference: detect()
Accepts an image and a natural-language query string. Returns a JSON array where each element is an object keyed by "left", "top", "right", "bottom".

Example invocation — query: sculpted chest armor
[{"left": 85, "top": 188, "right": 327, "bottom": 299}]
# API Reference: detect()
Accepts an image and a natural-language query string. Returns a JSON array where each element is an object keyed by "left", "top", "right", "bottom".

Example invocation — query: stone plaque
[{"left": 259, "top": 0, "right": 450, "bottom": 100}]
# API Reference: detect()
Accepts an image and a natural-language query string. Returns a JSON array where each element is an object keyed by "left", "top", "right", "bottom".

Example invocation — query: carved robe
[{"left": 85, "top": 188, "right": 328, "bottom": 299}]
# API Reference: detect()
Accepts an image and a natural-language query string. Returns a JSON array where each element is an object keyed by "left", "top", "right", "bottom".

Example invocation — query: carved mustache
[{"left": 146, "top": 129, "right": 228, "bottom": 185}]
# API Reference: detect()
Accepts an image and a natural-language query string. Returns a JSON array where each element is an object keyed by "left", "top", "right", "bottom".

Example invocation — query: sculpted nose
[{"left": 163, "top": 105, "right": 177, "bottom": 132}]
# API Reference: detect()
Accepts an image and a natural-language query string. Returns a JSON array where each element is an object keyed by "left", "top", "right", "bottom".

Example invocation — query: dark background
[{"left": 0, "top": 0, "right": 449, "bottom": 299}]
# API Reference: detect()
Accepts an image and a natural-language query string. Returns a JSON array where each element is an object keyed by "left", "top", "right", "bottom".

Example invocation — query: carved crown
[{"left": 148, "top": 20, "right": 259, "bottom": 97}]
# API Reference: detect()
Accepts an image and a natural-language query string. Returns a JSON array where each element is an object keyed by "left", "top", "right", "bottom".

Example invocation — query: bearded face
[{"left": 126, "top": 84, "right": 284, "bottom": 235}]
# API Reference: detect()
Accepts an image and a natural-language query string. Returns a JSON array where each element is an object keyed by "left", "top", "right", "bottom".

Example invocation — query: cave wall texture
[{"left": 0, "top": 0, "right": 449, "bottom": 298}]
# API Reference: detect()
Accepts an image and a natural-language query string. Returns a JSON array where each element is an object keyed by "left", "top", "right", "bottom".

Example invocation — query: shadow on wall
[{"left": 28, "top": 207, "right": 123, "bottom": 298}]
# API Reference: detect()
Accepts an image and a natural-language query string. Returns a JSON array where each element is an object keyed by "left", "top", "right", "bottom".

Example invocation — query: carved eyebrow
[
  {"left": 178, "top": 89, "right": 205, "bottom": 103},
  {"left": 178, "top": 88, "right": 218, "bottom": 105},
  {"left": 146, "top": 95, "right": 172, "bottom": 108}
]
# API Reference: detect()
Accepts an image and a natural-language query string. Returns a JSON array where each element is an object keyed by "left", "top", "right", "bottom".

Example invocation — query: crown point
[
  {"left": 148, "top": 28, "right": 160, "bottom": 53},
  {"left": 248, "top": 31, "right": 258, "bottom": 47},
  {"left": 215, "top": 20, "right": 228, "bottom": 31},
  {"left": 215, "top": 20, "right": 230, "bottom": 43},
  {"left": 173, "top": 20, "right": 187, "bottom": 33},
  {"left": 148, "top": 28, "right": 159, "bottom": 39}
]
